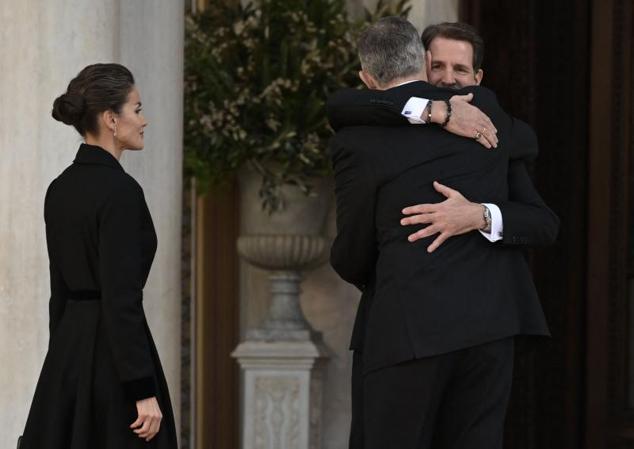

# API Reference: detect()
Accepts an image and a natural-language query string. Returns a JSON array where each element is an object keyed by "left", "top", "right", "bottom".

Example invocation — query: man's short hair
[
  {"left": 357, "top": 16, "right": 424, "bottom": 86},
  {"left": 421, "top": 22, "right": 485, "bottom": 72}
]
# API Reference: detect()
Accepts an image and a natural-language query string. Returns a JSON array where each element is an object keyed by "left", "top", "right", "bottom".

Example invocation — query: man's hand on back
[
  {"left": 401, "top": 181, "right": 486, "bottom": 253},
  {"left": 429, "top": 94, "right": 498, "bottom": 149}
]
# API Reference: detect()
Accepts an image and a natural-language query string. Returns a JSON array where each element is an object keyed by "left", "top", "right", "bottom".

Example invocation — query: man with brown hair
[{"left": 422, "top": 22, "right": 485, "bottom": 88}]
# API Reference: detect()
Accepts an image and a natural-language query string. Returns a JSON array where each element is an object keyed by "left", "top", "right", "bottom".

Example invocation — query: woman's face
[{"left": 114, "top": 87, "right": 147, "bottom": 150}]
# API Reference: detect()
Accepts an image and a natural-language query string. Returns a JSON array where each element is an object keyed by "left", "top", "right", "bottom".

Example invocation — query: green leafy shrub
[{"left": 185, "top": 0, "right": 410, "bottom": 211}]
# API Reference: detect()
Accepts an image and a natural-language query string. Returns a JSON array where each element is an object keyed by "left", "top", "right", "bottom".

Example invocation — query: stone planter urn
[
  {"left": 236, "top": 167, "right": 332, "bottom": 341},
  {"left": 232, "top": 167, "right": 332, "bottom": 449}
]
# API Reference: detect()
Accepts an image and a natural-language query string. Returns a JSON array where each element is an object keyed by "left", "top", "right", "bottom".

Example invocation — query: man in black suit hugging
[{"left": 328, "top": 17, "right": 559, "bottom": 449}]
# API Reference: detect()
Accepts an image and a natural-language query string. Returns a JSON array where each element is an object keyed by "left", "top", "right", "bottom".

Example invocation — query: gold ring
[{"left": 474, "top": 131, "right": 482, "bottom": 140}]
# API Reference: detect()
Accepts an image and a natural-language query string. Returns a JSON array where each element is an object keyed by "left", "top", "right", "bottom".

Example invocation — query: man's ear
[
  {"left": 419, "top": 65, "right": 428, "bottom": 83},
  {"left": 475, "top": 69, "right": 484, "bottom": 85},
  {"left": 359, "top": 70, "right": 380, "bottom": 90},
  {"left": 425, "top": 50, "right": 433, "bottom": 81}
]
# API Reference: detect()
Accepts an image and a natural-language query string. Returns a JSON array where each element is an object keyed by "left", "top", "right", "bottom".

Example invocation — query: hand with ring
[{"left": 439, "top": 93, "right": 498, "bottom": 149}]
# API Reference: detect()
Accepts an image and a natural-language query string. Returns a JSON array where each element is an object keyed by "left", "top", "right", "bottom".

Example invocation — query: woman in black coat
[{"left": 20, "top": 63, "right": 177, "bottom": 448}]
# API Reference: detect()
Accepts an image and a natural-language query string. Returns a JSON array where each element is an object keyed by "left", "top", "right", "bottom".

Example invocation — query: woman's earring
[{"left": 113, "top": 122, "right": 118, "bottom": 138}]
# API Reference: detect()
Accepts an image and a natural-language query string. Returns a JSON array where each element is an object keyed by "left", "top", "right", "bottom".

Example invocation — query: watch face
[{"left": 482, "top": 206, "right": 492, "bottom": 231}]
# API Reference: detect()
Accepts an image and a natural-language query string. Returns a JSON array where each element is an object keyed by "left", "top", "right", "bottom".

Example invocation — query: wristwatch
[{"left": 481, "top": 204, "right": 492, "bottom": 233}]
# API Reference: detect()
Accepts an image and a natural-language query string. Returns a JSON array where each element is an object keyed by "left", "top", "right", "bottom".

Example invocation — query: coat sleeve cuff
[
  {"left": 478, "top": 203, "right": 504, "bottom": 242},
  {"left": 122, "top": 376, "right": 157, "bottom": 401}
]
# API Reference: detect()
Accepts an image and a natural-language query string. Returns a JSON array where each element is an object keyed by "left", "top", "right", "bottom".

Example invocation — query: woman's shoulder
[
  {"left": 104, "top": 172, "right": 146, "bottom": 207},
  {"left": 51, "top": 164, "right": 145, "bottom": 206},
  {"left": 46, "top": 155, "right": 149, "bottom": 208},
  {"left": 110, "top": 170, "right": 143, "bottom": 190}
]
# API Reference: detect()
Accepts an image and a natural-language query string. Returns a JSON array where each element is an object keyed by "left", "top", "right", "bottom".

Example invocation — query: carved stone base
[{"left": 232, "top": 340, "right": 328, "bottom": 449}]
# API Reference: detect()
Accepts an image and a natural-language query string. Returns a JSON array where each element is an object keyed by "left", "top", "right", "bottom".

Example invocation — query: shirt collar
[
  {"left": 73, "top": 143, "right": 124, "bottom": 171},
  {"left": 393, "top": 79, "right": 423, "bottom": 88}
]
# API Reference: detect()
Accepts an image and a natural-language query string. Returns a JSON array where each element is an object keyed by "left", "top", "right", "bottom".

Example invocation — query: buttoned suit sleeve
[
  {"left": 498, "top": 119, "right": 560, "bottom": 246},
  {"left": 498, "top": 160, "right": 559, "bottom": 245},
  {"left": 330, "top": 135, "right": 378, "bottom": 290},
  {"left": 98, "top": 178, "right": 156, "bottom": 401}
]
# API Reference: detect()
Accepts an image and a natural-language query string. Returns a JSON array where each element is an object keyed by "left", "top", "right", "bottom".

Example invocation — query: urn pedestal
[
  {"left": 232, "top": 171, "right": 331, "bottom": 449},
  {"left": 232, "top": 339, "right": 327, "bottom": 449}
]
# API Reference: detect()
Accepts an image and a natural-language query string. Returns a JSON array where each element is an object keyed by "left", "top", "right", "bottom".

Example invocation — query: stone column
[
  {"left": 0, "top": 2, "right": 120, "bottom": 447},
  {"left": 119, "top": 0, "right": 184, "bottom": 433},
  {"left": 411, "top": 0, "right": 460, "bottom": 29},
  {"left": 0, "top": 1, "right": 183, "bottom": 446},
  {"left": 351, "top": 0, "right": 459, "bottom": 28}
]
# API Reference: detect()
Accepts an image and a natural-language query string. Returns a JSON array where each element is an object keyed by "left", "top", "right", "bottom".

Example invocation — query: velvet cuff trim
[{"left": 122, "top": 376, "right": 157, "bottom": 401}]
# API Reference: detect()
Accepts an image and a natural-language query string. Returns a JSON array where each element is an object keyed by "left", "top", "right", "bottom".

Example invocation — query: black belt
[{"left": 67, "top": 290, "right": 101, "bottom": 301}]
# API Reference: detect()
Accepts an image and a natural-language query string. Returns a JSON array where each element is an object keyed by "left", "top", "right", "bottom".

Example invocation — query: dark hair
[
  {"left": 52, "top": 63, "right": 135, "bottom": 136},
  {"left": 421, "top": 22, "right": 484, "bottom": 72}
]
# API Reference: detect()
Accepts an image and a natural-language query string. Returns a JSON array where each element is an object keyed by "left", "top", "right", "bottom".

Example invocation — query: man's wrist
[
  {"left": 480, "top": 204, "right": 492, "bottom": 233},
  {"left": 466, "top": 202, "right": 486, "bottom": 231},
  {"left": 429, "top": 101, "right": 448, "bottom": 125},
  {"left": 421, "top": 101, "right": 433, "bottom": 124}
]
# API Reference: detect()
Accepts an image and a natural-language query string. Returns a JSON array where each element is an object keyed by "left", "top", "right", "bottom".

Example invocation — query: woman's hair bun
[
  {"left": 53, "top": 64, "right": 134, "bottom": 136},
  {"left": 52, "top": 92, "right": 86, "bottom": 126}
]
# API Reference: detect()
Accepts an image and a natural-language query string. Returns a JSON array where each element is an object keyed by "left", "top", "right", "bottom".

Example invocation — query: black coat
[
  {"left": 20, "top": 144, "right": 177, "bottom": 449},
  {"left": 327, "top": 81, "right": 559, "bottom": 373}
]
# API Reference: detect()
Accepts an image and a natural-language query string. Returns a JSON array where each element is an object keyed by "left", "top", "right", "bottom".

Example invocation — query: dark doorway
[{"left": 461, "top": 1, "right": 634, "bottom": 448}]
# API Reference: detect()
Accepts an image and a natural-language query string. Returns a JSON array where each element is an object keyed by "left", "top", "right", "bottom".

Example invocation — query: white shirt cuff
[
  {"left": 479, "top": 203, "right": 503, "bottom": 242},
  {"left": 401, "top": 97, "right": 430, "bottom": 124}
]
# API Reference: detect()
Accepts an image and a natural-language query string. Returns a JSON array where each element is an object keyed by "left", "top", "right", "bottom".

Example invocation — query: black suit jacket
[
  {"left": 44, "top": 143, "right": 158, "bottom": 399},
  {"left": 328, "top": 82, "right": 559, "bottom": 373}
]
